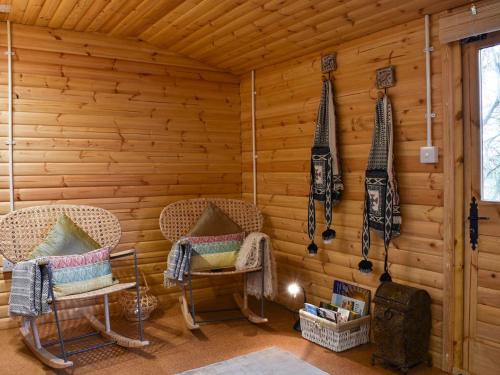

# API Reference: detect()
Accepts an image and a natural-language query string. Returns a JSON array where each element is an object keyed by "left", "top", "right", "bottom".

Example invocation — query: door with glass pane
[{"left": 463, "top": 33, "right": 500, "bottom": 375}]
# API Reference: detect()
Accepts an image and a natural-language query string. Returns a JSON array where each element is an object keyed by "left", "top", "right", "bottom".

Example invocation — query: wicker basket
[
  {"left": 299, "top": 309, "right": 370, "bottom": 352},
  {"left": 119, "top": 272, "right": 158, "bottom": 322}
]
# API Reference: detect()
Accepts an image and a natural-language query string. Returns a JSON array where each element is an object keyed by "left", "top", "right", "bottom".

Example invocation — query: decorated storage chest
[{"left": 372, "top": 282, "right": 432, "bottom": 374}]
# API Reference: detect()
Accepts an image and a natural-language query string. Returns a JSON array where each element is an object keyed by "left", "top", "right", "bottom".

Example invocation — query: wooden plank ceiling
[{"left": 5, "top": 0, "right": 471, "bottom": 74}]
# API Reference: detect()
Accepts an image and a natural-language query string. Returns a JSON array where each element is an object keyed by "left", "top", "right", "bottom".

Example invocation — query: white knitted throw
[{"left": 235, "top": 232, "right": 277, "bottom": 300}]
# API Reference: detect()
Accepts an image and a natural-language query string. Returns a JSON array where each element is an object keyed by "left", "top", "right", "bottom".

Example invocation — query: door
[{"left": 463, "top": 32, "right": 500, "bottom": 375}]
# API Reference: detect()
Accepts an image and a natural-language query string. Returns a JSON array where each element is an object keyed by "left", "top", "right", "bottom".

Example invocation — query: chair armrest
[{"left": 110, "top": 249, "right": 135, "bottom": 260}]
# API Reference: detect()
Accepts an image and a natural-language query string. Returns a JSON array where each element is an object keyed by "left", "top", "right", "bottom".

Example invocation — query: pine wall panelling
[
  {"left": 240, "top": 18, "right": 446, "bottom": 367},
  {"left": 0, "top": 24, "right": 242, "bottom": 329}
]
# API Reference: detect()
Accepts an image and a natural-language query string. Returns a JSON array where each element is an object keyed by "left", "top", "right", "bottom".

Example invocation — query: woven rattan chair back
[
  {"left": 0, "top": 204, "right": 121, "bottom": 263},
  {"left": 159, "top": 198, "right": 263, "bottom": 243}
]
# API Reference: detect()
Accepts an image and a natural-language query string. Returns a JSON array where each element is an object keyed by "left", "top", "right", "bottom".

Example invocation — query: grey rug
[{"left": 177, "top": 347, "right": 329, "bottom": 375}]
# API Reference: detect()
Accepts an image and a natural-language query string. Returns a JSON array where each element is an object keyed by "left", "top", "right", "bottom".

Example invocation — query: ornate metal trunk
[{"left": 372, "top": 282, "right": 432, "bottom": 374}]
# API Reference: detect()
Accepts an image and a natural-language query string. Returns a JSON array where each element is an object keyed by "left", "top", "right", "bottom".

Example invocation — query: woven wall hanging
[
  {"left": 359, "top": 93, "right": 401, "bottom": 282},
  {"left": 307, "top": 78, "right": 343, "bottom": 255}
]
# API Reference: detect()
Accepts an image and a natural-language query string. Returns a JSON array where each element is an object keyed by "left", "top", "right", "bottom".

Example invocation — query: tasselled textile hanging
[
  {"left": 307, "top": 79, "right": 343, "bottom": 254},
  {"left": 359, "top": 94, "right": 401, "bottom": 282}
]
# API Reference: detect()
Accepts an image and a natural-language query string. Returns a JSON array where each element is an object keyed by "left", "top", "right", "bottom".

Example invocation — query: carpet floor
[{"left": 0, "top": 300, "right": 445, "bottom": 375}]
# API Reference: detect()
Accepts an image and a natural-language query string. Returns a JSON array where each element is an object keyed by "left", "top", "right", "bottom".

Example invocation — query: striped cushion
[
  {"left": 48, "top": 247, "right": 116, "bottom": 298},
  {"left": 188, "top": 232, "right": 245, "bottom": 271}
]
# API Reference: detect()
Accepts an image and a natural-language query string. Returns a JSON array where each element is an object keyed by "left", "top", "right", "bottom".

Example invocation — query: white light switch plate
[
  {"left": 420, "top": 146, "right": 439, "bottom": 164},
  {"left": 2, "top": 258, "right": 14, "bottom": 273}
]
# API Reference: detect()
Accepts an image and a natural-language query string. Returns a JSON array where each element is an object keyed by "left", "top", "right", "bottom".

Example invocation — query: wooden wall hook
[
  {"left": 376, "top": 66, "right": 395, "bottom": 90},
  {"left": 321, "top": 52, "right": 337, "bottom": 74}
]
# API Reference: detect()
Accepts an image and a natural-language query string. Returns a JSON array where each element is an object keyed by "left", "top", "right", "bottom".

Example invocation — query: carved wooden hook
[
  {"left": 375, "top": 65, "right": 395, "bottom": 99},
  {"left": 377, "top": 87, "right": 387, "bottom": 99}
]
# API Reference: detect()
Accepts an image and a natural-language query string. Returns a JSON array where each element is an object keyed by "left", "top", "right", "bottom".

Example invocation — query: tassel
[
  {"left": 322, "top": 228, "right": 336, "bottom": 244},
  {"left": 379, "top": 250, "right": 391, "bottom": 282},
  {"left": 307, "top": 241, "right": 318, "bottom": 255},
  {"left": 379, "top": 271, "right": 392, "bottom": 282},
  {"left": 358, "top": 259, "right": 373, "bottom": 273}
]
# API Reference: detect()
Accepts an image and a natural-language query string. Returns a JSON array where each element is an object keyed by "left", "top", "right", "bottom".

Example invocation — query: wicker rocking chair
[
  {"left": 159, "top": 198, "right": 268, "bottom": 330},
  {"left": 0, "top": 205, "right": 149, "bottom": 369}
]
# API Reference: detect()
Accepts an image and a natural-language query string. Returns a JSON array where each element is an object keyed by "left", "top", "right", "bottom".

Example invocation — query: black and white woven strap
[
  {"left": 307, "top": 156, "right": 316, "bottom": 241},
  {"left": 313, "top": 80, "right": 329, "bottom": 147},
  {"left": 308, "top": 188, "right": 316, "bottom": 241},
  {"left": 361, "top": 183, "right": 371, "bottom": 258},
  {"left": 384, "top": 182, "right": 394, "bottom": 250},
  {"left": 324, "top": 154, "right": 333, "bottom": 229},
  {"left": 383, "top": 182, "right": 394, "bottom": 274}
]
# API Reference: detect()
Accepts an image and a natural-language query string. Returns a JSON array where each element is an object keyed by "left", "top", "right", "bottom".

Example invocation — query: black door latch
[{"left": 468, "top": 197, "right": 489, "bottom": 250}]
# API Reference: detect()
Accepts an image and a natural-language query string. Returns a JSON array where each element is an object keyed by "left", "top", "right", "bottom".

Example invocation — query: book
[
  {"left": 319, "top": 301, "right": 338, "bottom": 312},
  {"left": 332, "top": 280, "right": 371, "bottom": 315},
  {"left": 331, "top": 294, "right": 366, "bottom": 316},
  {"left": 318, "top": 307, "right": 337, "bottom": 323},
  {"left": 336, "top": 307, "right": 351, "bottom": 323},
  {"left": 348, "top": 311, "right": 360, "bottom": 321},
  {"left": 304, "top": 303, "right": 318, "bottom": 316}
]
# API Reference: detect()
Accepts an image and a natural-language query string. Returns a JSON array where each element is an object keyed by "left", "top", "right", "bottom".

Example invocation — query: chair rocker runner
[
  {"left": 160, "top": 198, "right": 269, "bottom": 329},
  {"left": 0, "top": 205, "right": 149, "bottom": 369}
]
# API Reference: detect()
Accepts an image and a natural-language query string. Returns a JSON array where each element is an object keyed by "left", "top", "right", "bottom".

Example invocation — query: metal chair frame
[
  {"left": 42, "top": 250, "right": 145, "bottom": 363},
  {"left": 184, "top": 239, "right": 266, "bottom": 325}
]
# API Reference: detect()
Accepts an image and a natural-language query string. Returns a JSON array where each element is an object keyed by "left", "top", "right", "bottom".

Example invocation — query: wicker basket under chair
[
  {"left": 119, "top": 271, "right": 158, "bottom": 321},
  {"left": 299, "top": 309, "right": 370, "bottom": 352}
]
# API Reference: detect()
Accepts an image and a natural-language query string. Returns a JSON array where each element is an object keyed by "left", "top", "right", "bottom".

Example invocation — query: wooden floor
[{"left": 0, "top": 300, "right": 445, "bottom": 374}]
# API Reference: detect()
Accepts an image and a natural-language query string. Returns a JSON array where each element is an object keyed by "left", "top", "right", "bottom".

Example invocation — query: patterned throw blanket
[
  {"left": 235, "top": 232, "right": 277, "bottom": 300},
  {"left": 307, "top": 79, "right": 343, "bottom": 254},
  {"left": 9, "top": 259, "right": 51, "bottom": 317},
  {"left": 359, "top": 94, "right": 401, "bottom": 282},
  {"left": 164, "top": 239, "right": 192, "bottom": 288}
]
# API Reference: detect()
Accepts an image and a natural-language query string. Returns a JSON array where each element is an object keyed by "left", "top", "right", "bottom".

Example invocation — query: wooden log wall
[
  {"left": 240, "top": 18, "right": 446, "bottom": 367},
  {"left": 0, "top": 24, "right": 242, "bottom": 329}
]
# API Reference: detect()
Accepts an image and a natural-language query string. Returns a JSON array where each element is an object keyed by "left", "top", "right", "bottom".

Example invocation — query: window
[{"left": 479, "top": 44, "right": 500, "bottom": 201}]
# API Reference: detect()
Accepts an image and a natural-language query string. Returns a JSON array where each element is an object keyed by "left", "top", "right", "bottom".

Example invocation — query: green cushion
[
  {"left": 29, "top": 214, "right": 101, "bottom": 259},
  {"left": 188, "top": 202, "right": 242, "bottom": 236}
]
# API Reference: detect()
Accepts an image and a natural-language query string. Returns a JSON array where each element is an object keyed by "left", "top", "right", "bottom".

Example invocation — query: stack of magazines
[{"left": 303, "top": 280, "right": 371, "bottom": 323}]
